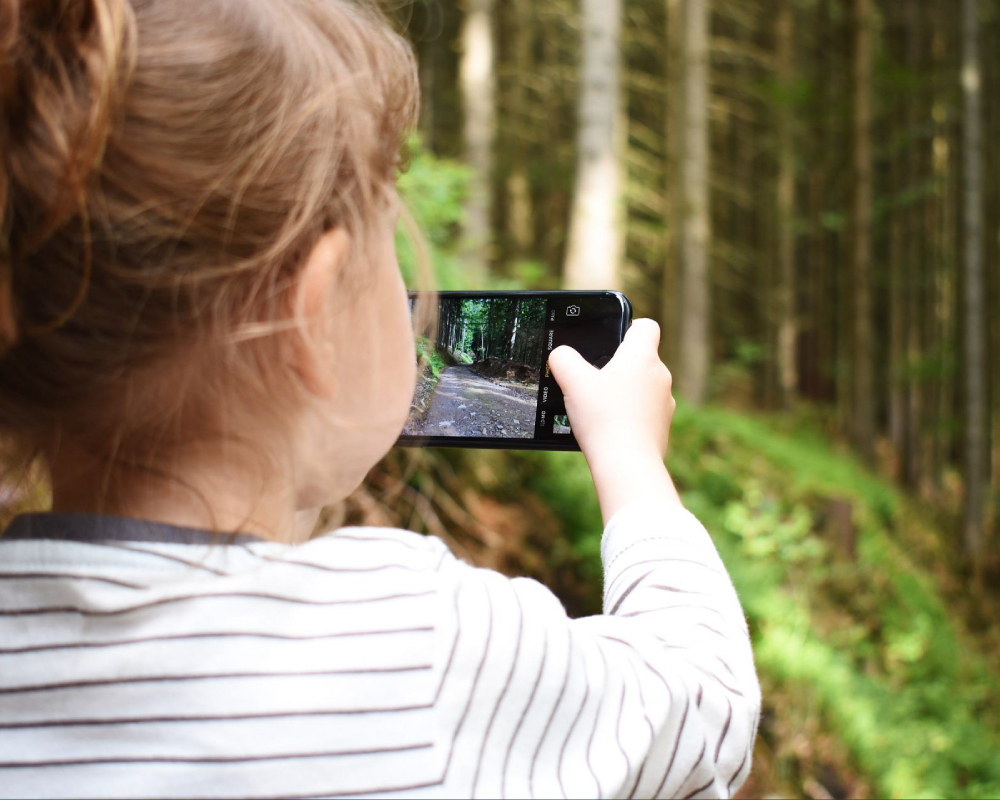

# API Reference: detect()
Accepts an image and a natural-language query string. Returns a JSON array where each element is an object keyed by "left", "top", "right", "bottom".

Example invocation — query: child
[{"left": 0, "top": 0, "right": 760, "bottom": 797}]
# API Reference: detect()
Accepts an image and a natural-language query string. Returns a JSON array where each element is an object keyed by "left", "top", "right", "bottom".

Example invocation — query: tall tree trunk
[
  {"left": 929, "top": 7, "right": 956, "bottom": 500},
  {"left": 418, "top": 30, "right": 436, "bottom": 149},
  {"left": 834, "top": 0, "right": 851, "bottom": 434},
  {"left": 677, "top": 0, "right": 711, "bottom": 405},
  {"left": 776, "top": 0, "right": 797, "bottom": 408},
  {"left": 989, "top": 2, "right": 1000, "bottom": 532},
  {"left": 962, "top": 0, "right": 985, "bottom": 564},
  {"left": 564, "top": 0, "right": 623, "bottom": 290},
  {"left": 660, "top": 0, "right": 684, "bottom": 366},
  {"left": 818, "top": 0, "right": 837, "bottom": 408},
  {"left": 851, "top": 0, "right": 875, "bottom": 460},
  {"left": 509, "top": 300, "right": 520, "bottom": 361},
  {"left": 905, "top": 1, "right": 926, "bottom": 490},
  {"left": 501, "top": 299, "right": 516, "bottom": 360},
  {"left": 887, "top": 4, "right": 907, "bottom": 475},
  {"left": 506, "top": 0, "right": 535, "bottom": 259},
  {"left": 888, "top": 122, "right": 906, "bottom": 471},
  {"left": 459, "top": 0, "right": 496, "bottom": 271}
]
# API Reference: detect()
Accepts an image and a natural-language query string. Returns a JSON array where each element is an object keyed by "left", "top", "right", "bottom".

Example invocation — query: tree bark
[
  {"left": 564, "top": 0, "right": 623, "bottom": 291},
  {"left": 904, "top": 1, "right": 926, "bottom": 490},
  {"left": 989, "top": 3, "right": 1000, "bottom": 531},
  {"left": 886, "top": 4, "right": 905, "bottom": 474},
  {"left": 962, "top": 0, "right": 985, "bottom": 564},
  {"left": 459, "top": 0, "right": 496, "bottom": 271},
  {"left": 677, "top": 0, "right": 711, "bottom": 405},
  {"left": 506, "top": 0, "right": 535, "bottom": 259},
  {"left": 851, "top": 0, "right": 875, "bottom": 460},
  {"left": 509, "top": 300, "right": 521, "bottom": 361},
  {"left": 660, "top": 0, "right": 684, "bottom": 367},
  {"left": 776, "top": 0, "right": 797, "bottom": 408}
]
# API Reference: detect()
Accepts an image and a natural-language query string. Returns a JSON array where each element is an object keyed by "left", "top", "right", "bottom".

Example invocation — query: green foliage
[
  {"left": 415, "top": 336, "right": 446, "bottom": 380},
  {"left": 396, "top": 139, "right": 472, "bottom": 290},
  {"left": 518, "top": 450, "right": 604, "bottom": 582},
  {"left": 759, "top": 74, "right": 816, "bottom": 110},
  {"left": 519, "top": 406, "right": 1000, "bottom": 799},
  {"left": 503, "top": 260, "right": 560, "bottom": 290}
]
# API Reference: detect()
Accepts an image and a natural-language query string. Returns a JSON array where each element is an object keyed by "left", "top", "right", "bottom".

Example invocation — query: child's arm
[
  {"left": 541, "top": 320, "right": 760, "bottom": 796},
  {"left": 548, "top": 318, "right": 680, "bottom": 525},
  {"left": 438, "top": 501, "right": 758, "bottom": 799}
]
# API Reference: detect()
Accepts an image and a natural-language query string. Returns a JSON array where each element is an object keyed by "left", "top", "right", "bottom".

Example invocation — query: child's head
[{"left": 0, "top": 0, "right": 421, "bottom": 527}]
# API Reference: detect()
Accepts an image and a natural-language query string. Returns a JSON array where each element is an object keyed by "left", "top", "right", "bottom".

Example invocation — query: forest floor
[{"left": 414, "top": 364, "right": 537, "bottom": 438}]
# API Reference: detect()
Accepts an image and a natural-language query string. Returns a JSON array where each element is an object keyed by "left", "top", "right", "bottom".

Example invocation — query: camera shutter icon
[{"left": 566, "top": 305, "right": 581, "bottom": 317}]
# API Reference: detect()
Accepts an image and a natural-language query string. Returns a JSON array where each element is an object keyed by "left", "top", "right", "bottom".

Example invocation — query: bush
[{"left": 396, "top": 139, "right": 473, "bottom": 291}]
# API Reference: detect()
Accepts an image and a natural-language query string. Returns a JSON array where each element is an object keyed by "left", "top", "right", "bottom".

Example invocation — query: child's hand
[
  {"left": 549, "top": 319, "right": 681, "bottom": 522},
  {"left": 549, "top": 319, "right": 675, "bottom": 461}
]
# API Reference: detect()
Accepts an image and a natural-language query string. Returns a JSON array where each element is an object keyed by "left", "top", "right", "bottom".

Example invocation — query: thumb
[{"left": 549, "top": 345, "right": 596, "bottom": 394}]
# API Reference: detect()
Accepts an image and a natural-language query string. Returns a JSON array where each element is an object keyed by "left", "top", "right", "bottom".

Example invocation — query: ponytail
[{"left": 0, "top": 0, "right": 135, "bottom": 356}]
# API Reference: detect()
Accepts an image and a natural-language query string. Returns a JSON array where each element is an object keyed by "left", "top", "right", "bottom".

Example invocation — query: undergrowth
[
  {"left": 519, "top": 405, "right": 1000, "bottom": 799},
  {"left": 415, "top": 335, "right": 447, "bottom": 380}
]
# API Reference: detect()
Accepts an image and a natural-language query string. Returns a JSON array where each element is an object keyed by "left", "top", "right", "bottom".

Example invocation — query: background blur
[
  {"left": 374, "top": 0, "right": 1000, "bottom": 797},
  {"left": 2, "top": 0, "right": 997, "bottom": 797}
]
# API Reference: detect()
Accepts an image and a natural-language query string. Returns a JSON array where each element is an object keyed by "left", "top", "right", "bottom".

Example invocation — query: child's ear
[{"left": 289, "top": 228, "right": 351, "bottom": 398}]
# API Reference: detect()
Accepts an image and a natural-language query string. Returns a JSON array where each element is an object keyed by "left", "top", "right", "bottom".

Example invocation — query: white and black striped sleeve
[{"left": 435, "top": 500, "right": 760, "bottom": 800}]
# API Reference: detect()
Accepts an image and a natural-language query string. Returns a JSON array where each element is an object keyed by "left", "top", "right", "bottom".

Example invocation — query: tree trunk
[
  {"left": 418, "top": 31, "right": 436, "bottom": 149},
  {"left": 459, "top": 0, "right": 496, "bottom": 271},
  {"left": 660, "top": 0, "right": 684, "bottom": 367},
  {"left": 776, "top": 0, "right": 797, "bottom": 408},
  {"left": 677, "top": 0, "right": 711, "bottom": 405},
  {"left": 811, "top": 0, "right": 835, "bottom": 406},
  {"left": 485, "top": 301, "right": 495, "bottom": 359},
  {"left": 509, "top": 299, "right": 520, "bottom": 361},
  {"left": 905, "top": 1, "right": 926, "bottom": 490},
  {"left": 989, "top": 2, "right": 1000, "bottom": 535},
  {"left": 506, "top": 0, "right": 534, "bottom": 259},
  {"left": 851, "top": 0, "right": 875, "bottom": 460},
  {"left": 564, "top": 0, "right": 623, "bottom": 291},
  {"left": 962, "top": 0, "right": 985, "bottom": 564},
  {"left": 886, "top": 4, "right": 905, "bottom": 475},
  {"left": 507, "top": 170, "right": 533, "bottom": 258}
]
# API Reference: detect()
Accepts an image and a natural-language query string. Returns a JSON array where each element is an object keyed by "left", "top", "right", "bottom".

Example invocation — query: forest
[
  {"left": 383, "top": 0, "right": 999, "bottom": 796},
  {"left": 434, "top": 297, "right": 547, "bottom": 366},
  {"left": 396, "top": 0, "right": 1000, "bottom": 567}
]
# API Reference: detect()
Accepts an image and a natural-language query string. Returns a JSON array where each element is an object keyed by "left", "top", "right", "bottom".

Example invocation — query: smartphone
[{"left": 397, "top": 291, "right": 632, "bottom": 451}]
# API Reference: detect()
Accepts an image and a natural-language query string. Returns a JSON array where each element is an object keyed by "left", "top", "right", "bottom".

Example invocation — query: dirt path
[{"left": 416, "top": 365, "right": 537, "bottom": 439}]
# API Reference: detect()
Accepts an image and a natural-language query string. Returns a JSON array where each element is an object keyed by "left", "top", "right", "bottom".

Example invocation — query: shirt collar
[{"left": 1, "top": 513, "right": 266, "bottom": 545}]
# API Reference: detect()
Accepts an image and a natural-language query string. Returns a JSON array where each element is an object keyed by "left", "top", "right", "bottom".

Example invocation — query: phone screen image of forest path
[
  {"left": 404, "top": 297, "right": 546, "bottom": 439},
  {"left": 418, "top": 363, "right": 536, "bottom": 437}
]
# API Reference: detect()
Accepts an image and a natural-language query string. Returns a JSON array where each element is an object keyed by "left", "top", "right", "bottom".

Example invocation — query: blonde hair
[{"left": 0, "top": 0, "right": 421, "bottom": 495}]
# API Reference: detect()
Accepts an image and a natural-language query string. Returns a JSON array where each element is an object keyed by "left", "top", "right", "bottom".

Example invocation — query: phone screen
[{"left": 398, "top": 291, "right": 631, "bottom": 451}]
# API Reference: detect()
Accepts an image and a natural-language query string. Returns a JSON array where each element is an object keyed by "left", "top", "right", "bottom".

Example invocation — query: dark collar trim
[{"left": 1, "top": 513, "right": 267, "bottom": 546}]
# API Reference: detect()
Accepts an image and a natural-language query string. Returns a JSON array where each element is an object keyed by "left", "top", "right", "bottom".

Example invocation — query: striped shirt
[{"left": 0, "top": 501, "right": 760, "bottom": 799}]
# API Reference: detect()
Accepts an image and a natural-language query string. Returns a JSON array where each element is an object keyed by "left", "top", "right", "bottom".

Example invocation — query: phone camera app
[
  {"left": 404, "top": 296, "right": 547, "bottom": 440},
  {"left": 566, "top": 305, "right": 581, "bottom": 317}
]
